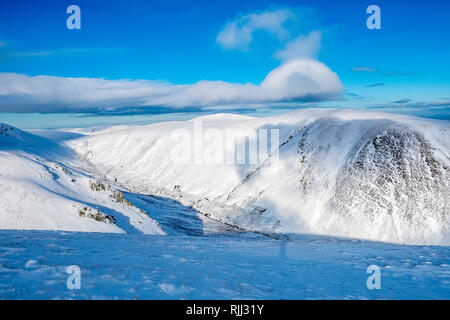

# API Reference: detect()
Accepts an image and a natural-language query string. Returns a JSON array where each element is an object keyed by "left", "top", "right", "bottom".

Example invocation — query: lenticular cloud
[{"left": 0, "top": 59, "right": 343, "bottom": 113}]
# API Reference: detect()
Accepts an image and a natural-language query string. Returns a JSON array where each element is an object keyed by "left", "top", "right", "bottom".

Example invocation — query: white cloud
[
  {"left": 274, "top": 31, "right": 322, "bottom": 60},
  {"left": 0, "top": 7, "right": 344, "bottom": 113},
  {"left": 0, "top": 59, "right": 343, "bottom": 112},
  {"left": 216, "top": 9, "right": 293, "bottom": 50}
]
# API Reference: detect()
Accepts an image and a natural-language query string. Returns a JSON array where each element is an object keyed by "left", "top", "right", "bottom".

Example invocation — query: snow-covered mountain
[
  {"left": 68, "top": 109, "right": 450, "bottom": 245},
  {"left": 0, "top": 123, "right": 164, "bottom": 235},
  {"left": 1, "top": 109, "right": 449, "bottom": 244}
]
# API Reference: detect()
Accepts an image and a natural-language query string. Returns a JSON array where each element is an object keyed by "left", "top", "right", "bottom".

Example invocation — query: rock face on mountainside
[
  {"left": 297, "top": 123, "right": 449, "bottom": 244},
  {"left": 332, "top": 127, "right": 449, "bottom": 239},
  {"left": 69, "top": 110, "right": 450, "bottom": 244},
  {"left": 1, "top": 123, "right": 19, "bottom": 138}
]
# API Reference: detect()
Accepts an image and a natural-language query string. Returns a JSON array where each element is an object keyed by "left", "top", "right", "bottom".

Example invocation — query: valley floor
[{"left": 0, "top": 194, "right": 449, "bottom": 299}]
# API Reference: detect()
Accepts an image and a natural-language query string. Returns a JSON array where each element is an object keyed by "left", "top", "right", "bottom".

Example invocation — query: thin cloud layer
[
  {"left": 369, "top": 99, "right": 450, "bottom": 109},
  {"left": 2, "top": 47, "right": 127, "bottom": 58},
  {"left": 352, "top": 67, "right": 375, "bottom": 72},
  {"left": 274, "top": 31, "right": 322, "bottom": 60},
  {"left": 0, "top": 59, "right": 343, "bottom": 113},
  {"left": 393, "top": 98, "right": 412, "bottom": 104},
  {"left": 365, "top": 82, "right": 385, "bottom": 88},
  {"left": 352, "top": 66, "right": 416, "bottom": 76},
  {"left": 216, "top": 9, "right": 293, "bottom": 50}
]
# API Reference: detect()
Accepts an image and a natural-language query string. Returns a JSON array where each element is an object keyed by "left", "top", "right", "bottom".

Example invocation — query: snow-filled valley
[
  {"left": 0, "top": 109, "right": 449, "bottom": 299},
  {"left": 69, "top": 109, "right": 450, "bottom": 245}
]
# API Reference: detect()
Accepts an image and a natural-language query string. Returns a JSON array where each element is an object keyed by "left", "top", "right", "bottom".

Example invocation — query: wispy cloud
[
  {"left": 365, "top": 82, "right": 385, "bottom": 88},
  {"left": 345, "top": 92, "right": 367, "bottom": 100},
  {"left": 274, "top": 31, "right": 321, "bottom": 60},
  {"left": 216, "top": 9, "right": 293, "bottom": 50},
  {"left": 1, "top": 47, "right": 127, "bottom": 58},
  {"left": 352, "top": 66, "right": 416, "bottom": 76},
  {"left": 352, "top": 67, "right": 375, "bottom": 72},
  {"left": 368, "top": 99, "right": 450, "bottom": 110},
  {"left": 392, "top": 98, "right": 412, "bottom": 104},
  {"left": 218, "top": 7, "right": 324, "bottom": 62}
]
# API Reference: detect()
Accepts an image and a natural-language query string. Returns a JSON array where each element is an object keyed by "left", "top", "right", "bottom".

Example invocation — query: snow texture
[
  {"left": 0, "top": 123, "right": 164, "bottom": 235},
  {"left": 68, "top": 109, "right": 450, "bottom": 245},
  {"left": 0, "top": 229, "right": 448, "bottom": 299}
]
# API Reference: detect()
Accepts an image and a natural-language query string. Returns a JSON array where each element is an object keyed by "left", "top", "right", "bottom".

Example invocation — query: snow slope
[
  {"left": 0, "top": 123, "right": 164, "bottom": 235},
  {"left": 68, "top": 109, "right": 450, "bottom": 245},
  {"left": 1, "top": 229, "right": 449, "bottom": 299}
]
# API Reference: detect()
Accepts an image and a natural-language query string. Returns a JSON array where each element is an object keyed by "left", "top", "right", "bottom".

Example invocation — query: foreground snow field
[
  {"left": 1, "top": 229, "right": 449, "bottom": 299},
  {"left": 1, "top": 186, "right": 449, "bottom": 299}
]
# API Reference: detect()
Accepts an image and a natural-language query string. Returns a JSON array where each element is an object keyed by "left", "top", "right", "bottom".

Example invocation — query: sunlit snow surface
[
  {"left": 1, "top": 232, "right": 449, "bottom": 299},
  {"left": 1, "top": 195, "right": 449, "bottom": 300}
]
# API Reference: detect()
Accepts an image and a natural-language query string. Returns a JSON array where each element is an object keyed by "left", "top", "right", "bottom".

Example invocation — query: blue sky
[{"left": 0, "top": 0, "right": 449, "bottom": 127}]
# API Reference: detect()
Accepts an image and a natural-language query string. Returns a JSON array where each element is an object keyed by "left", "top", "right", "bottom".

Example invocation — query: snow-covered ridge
[
  {"left": 68, "top": 109, "right": 450, "bottom": 245},
  {"left": 1, "top": 123, "right": 22, "bottom": 140},
  {"left": 0, "top": 123, "right": 164, "bottom": 235}
]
